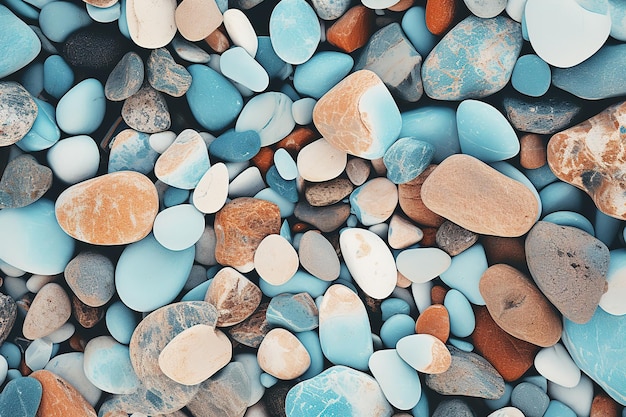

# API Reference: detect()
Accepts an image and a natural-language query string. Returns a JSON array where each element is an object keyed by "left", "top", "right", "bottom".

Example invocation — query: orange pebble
[
  {"left": 275, "top": 127, "right": 318, "bottom": 156},
  {"left": 326, "top": 5, "right": 375, "bottom": 53},
  {"left": 416, "top": 304, "right": 450, "bottom": 343},
  {"left": 251, "top": 147, "right": 274, "bottom": 176},
  {"left": 426, "top": 0, "right": 457, "bottom": 36},
  {"left": 419, "top": 227, "right": 439, "bottom": 247},
  {"left": 591, "top": 393, "right": 620, "bottom": 417},
  {"left": 387, "top": 0, "right": 415, "bottom": 12},
  {"left": 31, "top": 370, "right": 97, "bottom": 417},
  {"left": 431, "top": 285, "right": 448, "bottom": 304},
  {"left": 519, "top": 133, "right": 547, "bottom": 169},
  {"left": 204, "top": 26, "right": 230, "bottom": 53}
]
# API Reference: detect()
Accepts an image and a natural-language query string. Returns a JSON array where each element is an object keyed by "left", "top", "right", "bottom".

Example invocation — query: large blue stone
[
  {"left": 293, "top": 51, "right": 353, "bottom": 99},
  {"left": 399, "top": 106, "right": 460, "bottom": 163},
  {"left": 269, "top": 0, "right": 320, "bottom": 65},
  {"left": 0, "top": 376, "right": 42, "bottom": 417},
  {"left": 0, "top": 5, "right": 41, "bottom": 79}
]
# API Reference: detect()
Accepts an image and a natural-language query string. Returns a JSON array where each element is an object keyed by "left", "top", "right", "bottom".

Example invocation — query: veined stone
[
  {"left": 205, "top": 266, "right": 262, "bottom": 327},
  {"left": 30, "top": 370, "right": 96, "bottom": 417},
  {"left": 0, "top": 82, "right": 37, "bottom": 147},
  {"left": 154, "top": 129, "right": 210, "bottom": 190},
  {"left": 146, "top": 48, "right": 192, "bottom": 98},
  {"left": 126, "top": 0, "right": 177, "bottom": 48},
  {"left": 257, "top": 328, "right": 311, "bottom": 380}
]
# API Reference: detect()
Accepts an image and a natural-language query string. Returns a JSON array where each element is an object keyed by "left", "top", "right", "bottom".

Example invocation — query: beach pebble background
[{"left": 0, "top": 0, "right": 626, "bottom": 416}]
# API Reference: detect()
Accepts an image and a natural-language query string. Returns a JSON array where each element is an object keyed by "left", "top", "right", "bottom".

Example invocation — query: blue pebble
[
  {"left": 3, "top": 0, "right": 39, "bottom": 20},
  {"left": 411, "top": 389, "right": 430, "bottom": 417},
  {"left": 56, "top": 78, "right": 106, "bottom": 135},
  {"left": 609, "top": 0, "right": 626, "bottom": 41},
  {"left": 5, "top": 369, "right": 22, "bottom": 382},
  {"left": 117, "top": 0, "right": 130, "bottom": 39},
  {"left": 511, "top": 54, "right": 551, "bottom": 97},
  {"left": 402, "top": 6, "right": 438, "bottom": 57},
  {"left": 259, "top": 270, "right": 330, "bottom": 298},
  {"left": 0, "top": 342, "right": 21, "bottom": 369},
  {"left": 539, "top": 181, "right": 586, "bottom": 217},
  {"left": 209, "top": 129, "right": 261, "bottom": 162},
  {"left": 440, "top": 243, "right": 487, "bottom": 306},
  {"left": 266, "top": 293, "right": 319, "bottom": 333},
  {"left": 16, "top": 98, "right": 60, "bottom": 152},
  {"left": 20, "top": 62, "right": 43, "bottom": 97},
  {"left": 399, "top": 106, "right": 460, "bottom": 163},
  {"left": 256, "top": 36, "right": 291, "bottom": 80},
  {"left": 260, "top": 372, "right": 278, "bottom": 388},
  {"left": 296, "top": 331, "right": 324, "bottom": 380},
  {"left": 542, "top": 211, "right": 595, "bottom": 236},
  {"left": 485, "top": 382, "right": 514, "bottom": 410},
  {"left": 254, "top": 187, "right": 296, "bottom": 218},
  {"left": 524, "top": 164, "right": 558, "bottom": 190},
  {"left": 280, "top": 219, "right": 292, "bottom": 243},
  {"left": 39, "top": 1, "right": 92, "bottom": 43},
  {"left": 163, "top": 186, "right": 190, "bottom": 208},
  {"left": 595, "top": 208, "right": 622, "bottom": 247},
  {"left": 368, "top": 349, "right": 422, "bottom": 410},
  {"left": 0, "top": 376, "right": 42, "bottom": 417},
  {"left": 293, "top": 51, "right": 353, "bottom": 99},
  {"left": 0, "top": 6, "right": 41, "bottom": 78},
  {"left": 181, "top": 279, "right": 212, "bottom": 302},
  {"left": 108, "top": 130, "right": 158, "bottom": 174},
  {"left": 444, "top": 289, "right": 475, "bottom": 338},
  {"left": 543, "top": 400, "right": 577, "bottom": 417},
  {"left": 379, "top": 314, "right": 415, "bottom": 348},
  {"left": 381, "top": 298, "right": 411, "bottom": 321},
  {"left": 269, "top": 0, "right": 320, "bottom": 65},
  {"left": 43, "top": 55, "right": 74, "bottom": 99},
  {"left": 266, "top": 165, "right": 299, "bottom": 203},
  {"left": 105, "top": 301, "right": 138, "bottom": 345},
  {"left": 522, "top": 375, "right": 547, "bottom": 392},
  {"left": 86, "top": 2, "right": 120, "bottom": 23},
  {"left": 383, "top": 137, "right": 434, "bottom": 184},
  {"left": 511, "top": 382, "right": 550, "bottom": 417},
  {"left": 274, "top": 148, "right": 298, "bottom": 180},
  {"left": 186, "top": 64, "right": 243, "bottom": 132},
  {"left": 447, "top": 337, "right": 474, "bottom": 352}
]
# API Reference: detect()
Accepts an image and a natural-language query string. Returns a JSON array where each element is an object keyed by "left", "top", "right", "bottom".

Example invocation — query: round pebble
[
  {"left": 253, "top": 234, "right": 299, "bottom": 285},
  {"left": 153, "top": 204, "right": 205, "bottom": 251}
]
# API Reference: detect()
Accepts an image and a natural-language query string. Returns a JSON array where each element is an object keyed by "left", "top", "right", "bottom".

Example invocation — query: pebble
[
  {"left": 192, "top": 162, "right": 229, "bottom": 214},
  {"left": 126, "top": 0, "right": 176, "bottom": 48},
  {"left": 158, "top": 324, "right": 231, "bottom": 385},
  {"left": 0, "top": 6, "right": 41, "bottom": 79},
  {"left": 421, "top": 154, "right": 539, "bottom": 237},
  {"left": 548, "top": 100, "right": 626, "bottom": 220},
  {"left": 397, "top": 165, "right": 444, "bottom": 227},
  {"left": 31, "top": 369, "right": 97, "bottom": 417},
  {"left": 269, "top": 0, "right": 321, "bottom": 65},
  {"left": 209, "top": 129, "right": 261, "bottom": 162},
  {"left": 511, "top": 54, "right": 551, "bottom": 97},
  {"left": 432, "top": 399, "right": 474, "bottom": 417},
  {"left": 438, "top": 242, "right": 487, "bottom": 305},
  {"left": 39, "top": 1, "right": 92, "bottom": 43},
  {"left": 380, "top": 313, "right": 415, "bottom": 348},
  {"left": 43, "top": 352, "right": 101, "bottom": 406},
  {"left": 56, "top": 78, "right": 106, "bottom": 135},
  {"left": 0, "top": 376, "right": 42, "bottom": 417},
  {"left": 502, "top": 92, "right": 584, "bottom": 135},
  {"left": 297, "top": 230, "right": 340, "bottom": 281},
  {"left": 326, "top": 5, "right": 374, "bottom": 53},
  {"left": 236, "top": 92, "right": 295, "bottom": 147},
  {"left": 383, "top": 138, "right": 434, "bottom": 184},
  {"left": 146, "top": 47, "right": 192, "bottom": 97},
  {"left": 64, "top": 251, "right": 115, "bottom": 307},
  {"left": 83, "top": 335, "right": 140, "bottom": 394},
  {"left": 223, "top": 8, "right": 258, "bottom": 57},
  {"left": 47, "top": 135, "right": 100, "bottom": 184},
  {"left": 254, "top": 234, "right": 299, "bottom": 285},
  {"left": 444, "top": 289, "right": 475, "bottom": 338},
  {"left": 293, "top": 51, "right": 353, "bottom": 100},
  {"left": 121, "top": 84, "right": 171, "bottom": 133},
  {"left": 396, "top": 247, "right": 451, "bottom": 284},
  {"left": 171, "top": 37, "right": 211, "bottom": 63},
  {"left": 548, "top": 374, "right": 594, "bottom": 416},
  {"left": 511, "top": 381, "right": 550, "bottom": 417},
  {"left": 108, "top": 129, "right": 159, "bottom": 175},
  {"left": 42, "top": 55, "right": 74, "bottom": 99},
  {"left": 285, "top": 365, "right": 393, "bottom": 417},
  {"left": 479, "top": 263, "right": 563, "bottom": 347},
  {"left": 291, "top": 98, "right": 316, "bottom": 125},
  {"left": 464, "top": 0, "right": 506, "bottom": 18},
  {"left": 318, "top": 284, "right": 373, "bottom": 371},
  {"left": 525, "top": 221, "right": 610, "bottom": 324},
  {"left": 387, "top": 214, "right": 423, "bottom": 250},
  {"left": 104, "top": 52, "right": 144, "bottom": 102},
  {"left": 534, "top": 343, "right": 581, "bottom": 388},
  {"left": 86, "top": 2, "right": 120, "bottom": 23},
  {"left": 17, "top": 97, "right": 61, "bottom": 152},
  {"left": 415, "top": 304, "right": 450, "bottom": 343},
  {"left": 154, "top": 129, "right": 209, "bottom": 189},
  {"left": 591, "top": 393, "right": 621, "bottom": 417},
  {"left": 350, "top": 177, "right": 398, "bottom": 226},
  {"left": 396, "top": 334, "right": 451, "bottom": 374},
  {"left": 0, "top": 154, "right": 52, "bottom": 209},
  {"left": 257, "top": 328, "right": 311, "bottom": 380},
  {"left": 220, "top": 47, "right": 269, "bottom": 92},
  {"left": 61, "top": 26, "right": 129, "bottom": 73},
  {"left": 267, "top": 292, "right": 318, "bottom": 332},
  {"left": 402, "top": 7, "right": 437, "bottom": 57},
  {"left": 601, "top": 248, "right": 626, "bottom": 315},
  {"left": 175, "top": 0, "right": 222, "bottom": 42},
  {"left": 0, "top": 293, "right": 16, "bottom": 346},
  {"left": 55, "top": 171, "right": 158, "bottom": 245},
  {"left": 24, "top": 336, "right": 53, "bottom": 371},
  {"left": 369, "top": 349, "right": 422, "bottom": 410},
  {"left": 186, "top": 361, "right": 250, "bottom": 417},
  {"left": 205, "top": 266, "right": 262, "bottom": 327},
  {"left": 297, "top": 138, "right": 347, "bottom": 183},
  {"left": 228, "top": 302, "right": 270, "bottom": 348},
  {"left": 422, "top": 15, "right": 522, "bottom": 100},
  {"left": 153, "top": 203, "right": 204, "bottom": 250},
  {"left": 544, "top": 400, "right": 577, "bottom": 417}
]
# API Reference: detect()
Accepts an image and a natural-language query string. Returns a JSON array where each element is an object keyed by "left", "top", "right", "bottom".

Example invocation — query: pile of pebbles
[{"left": 0, "top": 0, "right": 626, "bottom": 416}]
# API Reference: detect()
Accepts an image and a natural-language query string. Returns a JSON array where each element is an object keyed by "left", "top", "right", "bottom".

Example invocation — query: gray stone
[
  {"left": 436, "top": 220, "right": 479, "bottom": 256},
  {"left": 0, "top": 81, "right": 37, "bottom": 147},
  {"left": 186, "top": 362, "right": 250, "bottom": 417},
  {"left": 304, "top": 178, "right": 354, "bottom": 207},
  {"left": 310, "top": 0, "right": 350, "bottom": 20},
  {"left": 64, "top": 251, "right": 115, "bottom": 307},
  {"left": 293, "top": 201, "right": 351, "bottom": 233},
  {"left": 511, "top": 382, "right": 550, "bottom": 417},
  {"left": 122, "top": 84, "right": 171, "bottom": 134},
  {"left": 147, "top": 48, "right": 192, "bottom": 98},
  {"left": 0, "top": 293, "right": 16, "bottom": 345},
  {"left": 105, "top": 51, "right": 144, "bottom": 101},
  {"left": 432, "top": 399, "right": 475, "bottom": 417},
  {"left": 502, "top": 92, "right": 584, "bottom": 135},
  {"left": 0, "top": 154, "right": 52, "bottom": 209}
]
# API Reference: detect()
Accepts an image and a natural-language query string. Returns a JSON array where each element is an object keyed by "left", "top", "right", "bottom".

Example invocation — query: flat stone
[
  {"left": 205, "top": 266, "right": 262, "bottom": 327},
  {"left": 193, "top": 163, "right": 229, "bottom": 214},
  {"left": 0, "top": 82, "right": 38, "bottom": 147},
  {"left": 147, "top": 47, "right": 192, "bottom": 97},
  {"left": 209, "top": 129, "right": 261, "bottom": 163},
  {"left": 55, "top": 171, "right": 158, "bottom": 245},
  {"left": 0, "top": 154, "right": 52, "bottom": 209},
  {"left": 547, "top": 101, "right": 626, "bottom": 220},
  {"left": 185, "top": 362, "right": 250, "bottom": 417},
  {"left": 154, "top": 129, "right": 210, "bottom": 190},
  {"left": 435, "top": 220, "right": 478, "bottom": 256},
  {"left": 326, "top": 5, "right": 375, "bottom": 53},
  {"left": 61, "top": 26, "right": 129, "bottom": 74},
  {"left": 293, "top": 51, "right": 353, "bottom": 100},
  {"left": 227, "top": 302, "right": 270, "bottom": 348},
  {"left": 383, "top": 138, "right": 434, "bottom": 184},
  {"left": 511, "top": 54, "right": 551, "bottom": 97},
  {"left": 421, "top": 154, "right": 539, "bottom": 237},
  {"left": 0, "top": 293, "right": 16, "bottom": 345},
  {"left": 502, "top": 91, "right": 584, "bottom": 135},
  {"left": 350, "top": 177, "right": 398, "bottom": 226},
  {"left": 84, "top": 336, "right": 140, "bottom": 394},
  {"left": 304, "top": 178, "right": 353, "bottom": 207},
  {"left": 525, "top": 221, "right": 609, "bottom": 324},
  {"left": 269, "top": 0, "right": 320, "bottom": 65},
  {"left": 254, "top": 234, "right": 299, "bottom": 285},
  {"left": 396, "top": 334, "right": 451, "bottom": 374},
  {"left": 397, "top": 165, "right": 445, "bottom": 227},
  {"left": 387, "top": 214, "right": 423, "bottom": 250},
  {"left": 296, "top": 138, "right": 347, "bottom": 183},
  {"left": 511, "top": 382, "right": 550, "bottom": 417},
  {"left": 214, "top": 197, "right": 281, "bottom": 272},
  {"left": 369, "top": 349, "right": 422, "bottom": 410},
  {"left": 64, "top": 252, "right": 115, "bottom": 307},
  {"left": 425, "top": 345, "right": 505, "bottom": 399},
  {"left": 0, "top": 376, "right": 42, "bottom": 417},
  {"left": 313, "top": 70, "right": 402, "bottom": 160},
  {"left": 257, "top": 328, "right": 311, "bottom": 380},
  {"left": 0, "top": 6, "right": 41, "bottom": 79},
  {"left": 23, "top": 282, "right": 71, "bottom": 340},
  {"left": 415, "top": 304, "right": 450, "bottom": 343},
  {"left": 479, "top": 263, "right": 563, "bottom": 346},
  {"left": 126, "top": 0, "right": 177, "bottom": 48},
  {"left": 267, "top": 292, "right": 319, "bottom": 332},
  {"left": 121, "top": 84, "right": 171, "bottom": 134},
  {"left": 298, "top": 230, "right": 340, "bottom": 281},
  {"left": 30, "top": 370, "right": 96, "bottom": 417},
  {"left": 175, "top": 0, "right": 222, "bottom": 42},
  {"left": 153, "top": 204, "right": 205, "bottom": 251}
]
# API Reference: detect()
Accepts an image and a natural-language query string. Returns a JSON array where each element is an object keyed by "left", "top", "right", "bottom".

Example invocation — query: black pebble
[{"left": 62, "top": 25, "right": 133, "bottom": 75}]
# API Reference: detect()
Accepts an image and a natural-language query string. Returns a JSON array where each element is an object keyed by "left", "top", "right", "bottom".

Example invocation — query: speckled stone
[
  {"left": 55, "top": 171, "right": 159, "bottom": 245},
  {"left": 23, "top": 283, "right": 71, "bottom": 340},
  {"left": 121, "top": 84, "right": 171, "bottom": 133},
  {"left": 590, "top": 392, "right": 621, "bottom": 417},
  {"left": 425, "top": 345, "right": 505, "bottom": 399},
  {"left": 228, "top": 302, "right": 270, "bottom": 348},
  {"left": 205, "top": 267, "right": 262, "bottom": 327},
  {"left": 0, "top": 293, "right": 16, "bottom": 345},
  {"left": 72, "top": 295, "right": 105, "bottom": 328},
  {"left": 525, "top": 221, "right": 609, "bottom": 324},
  {"left": 214, "top": 198, "right": 282, "bottom": 272},
  {"left": 326, "top": 5, "right": 375, "bottom": 53},
  {"left": 61, "top": 26, "right": 129, "bottom": 74},
  {"left": 258, "top": 328, "right": 311, "bottom": 380},
  {"left": 432, "top": 399, "right": 474, "bottom": 417},
  {"left": 436, "top": 220, "right": 478, "bottom": 256},
  {"left": 298, "top": 231, "right": 340, "bottom": 281},
  {"left": 64, "top": 252, "right": 115, "bottom": 307},
  {"left": 104, "top": 52, "right": 144, "bottom": 101},
  {"left": 147, "top": 48, "right": 192, "bottom": 97},
  {"left": 397, "top": 165, "right": 445, "bottom": 227},
  {"left": 185, "top": 362, "right": 250, "bottom": 417},
  {"left": 0, "top": 154, "right": 52, "bottom": 209},
  {"left": 293, "top": 201, "right": 351, "bottom": 233},
  {"left": 31, "top": 370, "right": 96, "bottom": 417},
  {"left": 304, "top": 178, "right": 354, "bottom": 207},
  {"left": 502, "top": 92, "right": 584, "bottom": 135},
  {"left": 0, "top": 82, "right": 38, "bottom": 147},
  {"left": 547, "top": 101, "right": 626, "bottom": 220},
  {"left": 0, "top": 376, "right": 42, "bottom": 417}
]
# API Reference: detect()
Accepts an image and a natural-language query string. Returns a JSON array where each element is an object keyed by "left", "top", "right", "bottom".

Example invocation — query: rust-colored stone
[
  {"left": 519, "top": 133, "right": 547, "bottom": 169},
  {"left": 431, "top": 285, "right": 448, "bottom": 305},
  {"left": 31, "top": 369, "right": 97, "bottom": 417},
  {"left": 69, "top": 332, "right": 87, "bottom": 352},
  {"left": 326, "top": 5, "right": 375, "bottom": 53},
  {"left": 275, "top": 127, "right": 318, "bottom": 156},
  {"left": 398, "top": 165, "right": 445, "bottom": 227},
  {"left": 71, "top": 295, "right": 105, "bottom": 329},
  {"left": 481, "top": 235, "right": 527, "bottom": 271},
  {"left": 387, "top": 0, "right": 414, "bottom": 12},
  {"left": 425, "top": 0, "right": 457, "bottom": 35},
  {"left": 420, "top": 227, "right": 439, "bottom": 247},
  {"left": 250, "top": 146, "right": 274, "bottom": 176},
  {"left": 415, "top": 304, "right": 450, "bottom": 343},
  {"left": 205, "top": 267, "right": 262, "bottom": 327},
  {"left": 204, "top": 25, "right": 230, "bottom": 53},
  {"left": 590, "top": 392, "right": 620, "bottom": 417}
]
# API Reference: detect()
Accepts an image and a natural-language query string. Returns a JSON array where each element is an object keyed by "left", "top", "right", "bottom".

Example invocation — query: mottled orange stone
[
  {"left": 472, "top": 306, "right": 539, "bottom": 382},
  {"left": 275, "top": 127, "right": 318, "bottom": 156},
  {"left": 326, "top": 5, "right": 375, "bottom": 53},
  {"left": 398, "top": 165, "right": 445, "bottom": 227},
  {"left": 590, "top": 392, "right": 620, "bottom": 417},
  {"left": 204, "top": 25, "right": 230, "bottom": 53},
  {"left": 426, "top": 0, "right": 457, "bottom": 36},
  {"left": 31, "top": 370, "right": 97, "bottom": 417},
  {"left": 250, "top": 146, "right": 274, "bottom": 176},
  {"left": 205, "top": 267, "right": 262, "bottom": 327},
  {"left": 416, "top": 304, "right": 450, "bottom": 343},
  {"left": 387, "top": 0, "right": 415, "bottom": 12},
  {"left": 55, "top": 171, "right": 158, "bottom": 245},
  {"left": 519, "top": 133, "right": 547, "bottom": 169}
]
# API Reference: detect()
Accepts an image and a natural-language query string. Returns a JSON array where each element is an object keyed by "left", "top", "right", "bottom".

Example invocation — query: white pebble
[
  {"left": 548, "top": 373, "right": 594, "bottom": 417},
  {"left": 223, "top": 8, "right": 258, "bottom": 57},
  {"left": 396, "top": 248, "right": 451, "bottom": 284},
  {"left": 254, "top": 234, "right": 299, "bottom": 285},
  {"left": 291, "top": 97, "right": 316, "bottom": 125},
  {"left": 599, "top": 248, "right": 626, "bottom": 315},
  {"left": 534, "top": 343, "right": 581, "bottom": 388},
  {"left": 47, "top": 135, "right": 100, "bottom": 184},
  {"left": 126, "top": 0, "right": 177, "bottom": 48},
  {"left": 229, "top": 166, "right": 265, "bottom": 198},
  {"left": 193, "top": 162, "right": 229, "bottom": 214},
  {"left": 149, "top": 131, "right": 177, "bottom": 153},
  {"left": 297, "top": 138, "right": 347, "bottom": 182},
  {"left": 0, "top": 356, "right": 7, "bottom": 385},
  {"left": 26, "top": 274, "right": 56, "bottom": 293},
  {"left": 505, "top": 0, "right": 527, "bottom": 22},
  {"left": 25, "top": 337, "right": 54, "bottom": 371}
]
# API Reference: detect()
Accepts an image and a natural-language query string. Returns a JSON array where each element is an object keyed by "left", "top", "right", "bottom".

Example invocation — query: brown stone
[
  {"left": 479, "top": 264, "right": 562, "bottom": 347},
  {"left": 416, "top": 304, "right": 450, "bottom": 343},
  {"left": 214, "top": 197, "right": 281, "bottom": 272},
  {"left": 0, "top": 154, "right": 53, "bottom": 209},
  {"left": 69, "top": 332, "right": 87, "bottom": 352},
  {"left": 71, "top": 295, "right": 105, "bottom": 329},
  {"left": 519, "top": 133, "right": 547, "bottom": 169},
  {"left": 370, "top": 157, "right": 387, "bottom": 176},
  {"left": 547, "top": 100, "right": 626, "bottom": 220},
  {"left": 205, "top": 267, "right": 262, "bottom": 327},
  {"left": 304, "top": 178, "right": 354, "bottom": 207},
  {"left": 275, "top": 127, "right": 318, "bottom": 156},
  {"left": 250, "top": 146, "right": 274, "bottom": 176},
  {"left": 204, "top": 26, "right": 230, "bottom": 53},
  {"left": 420, "top": 227, "right": 439, "bottom": 247},
  {"left": 23, "top": 283, "right": 71, "bottom": 340},
  {"left": 55, "top": 171, "right": 159, "bottom": 245},
  {"left": 326, "top": 5, "right": 375, "bottom": 53},
  {"left": 387, "top": 0, "right": 414, "bottom": 12},
  {"left": 472, "top": 306, "right": 539, "bottom": 382},
  {"left": 481, "top": 235, "right": 527, "bottom": 271},
  {"left": 293, "top": 201, "right": 351, "bottom": 233},
  {"left": 425, "top": 0, "right": 457, "bottom": 35},
  {"left": 345, "top": 157, "right": 371, "bottom": 186},
  {"left": 436, "top": 220, "right": 478, "bottom": 256},
  {"left": 431, "top": 285, "right": 447, "bottom": 305},
  {"left": 590, "top": 392, "right": 620, "bottom": 417},
  {"left": 31, "top": 370, "right": 97, "bottom": 417},
  {"left": 227, "top": 302, "right": 270, "bottom": 348},
  {"left": 398, "top": 165, "right": 445, "bottom": 227},
  {"left": 421, "top": 154, "right": 539, "bottom": 237}
]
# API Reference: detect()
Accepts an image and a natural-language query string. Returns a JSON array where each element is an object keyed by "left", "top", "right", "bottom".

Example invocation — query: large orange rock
[
  {"left": 31, "top": 370, "right": 96, "bottom": 417},
  {"left": 55, "top": 171, "right": 158, "bottom": 245},
  {"left": 326, "top": 5, "right": 375, "bottom": 53}
]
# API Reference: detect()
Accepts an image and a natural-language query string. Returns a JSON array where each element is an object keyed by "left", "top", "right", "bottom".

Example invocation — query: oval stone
[
  {"left": 396, "top": 248, "right": 451, "bottom": 284},
  {"left": 47, "top": 135, "right": 100, "bottom": 184},
  {"left": 64, "top": 251, "right": 115, "bottom": 307},
  {"left": 270, "top": 0, "right": 321, "bottom": 65},
  {"left": 253, "top": 234, "right": 299, "bottom": 286},
  {"left": 193, "top": 162, "right": 229, "bottom": 214},
  {"left": 126, "top": 0, "right": 177, "bottom": 48},
  {"left": 369, "top": 349, "right": 422, "bottom": 410},
  {"left": 0, "top": 82, "right": 38, "bottom": 147},
  {"left": 55, "top": 78, "right": 106, "bottom": 135},
  {"left": 298, "top": 230, "right": 340, "bottom": 281},
  {"left": 84, "top": 336, "right": 140, "bottom": 394},
  {"left": 154, "top": 129, "right": 210, "bottom": 190},
  {"left": 205, "top": 267, "right": 262, "bottom": 327},
  {"left": 349, "top": 177, "right": 398, "bottom": 226},
  {"left": 153, "top": 204, "right": 205, "bottom": 251},
  {"left": 0, "top": 6, "right": 41, "bottom": 79},
  {"left": 534, "top": 343, "right": 581, "bottom": 389},
  {"left": 293, "top": 51, "right": 354, "bottom": 99},
  {"left": 297, "top": 138, "right": 348, "bottom": 182},
  {"left": 257, "top": 328, "right": 311, "bottom": 380},
  {"left": 55, "top": 171, "right": 158, "bottom": 245},
  {"left": 22, "top": 282, "right": 71, "bottom": 340}
]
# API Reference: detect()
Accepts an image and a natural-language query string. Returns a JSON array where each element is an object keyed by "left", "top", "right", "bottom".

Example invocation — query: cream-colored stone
[
  {"left": 193, "top": 162, "right": 229, "bottom": 214},
  {"left": 23, "top": 283, "right": 71, "bottom": 340},
  {"left": 253, "top": 234, "right": 299, "bottom": 285},
  {"left": 126, "top": 0, "right": 177, "bottom": 48},
  {"left": 175, "top": 0, "right": 223, "bottom": 42},
  {"left": 297, "top": 138, "right": 347, "bottom": 182},
  {"left": 257, "top": 328, "right": 310, "bottom": 380},
  {"left": 388, "top": 214, "right": 423, "bottom": 249}
]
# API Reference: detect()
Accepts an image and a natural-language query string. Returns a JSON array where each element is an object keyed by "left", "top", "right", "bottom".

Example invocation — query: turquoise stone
[
  {"left": 3, "top": 0, "right": 39, "bottom": 20},
  {"left": 524, "top": 164, "right": 559, "bottom": 190},
  {"left": 220, "top": 46, "right": 269, "bottom": 93},
  {"left": 235, "top": 91, "right": 294, "bottom": 146},
  {"left": 562, "top": 308, "right": 626, "bottom": 405},
  {"left": 39, "top": 1, "right": 91, "bottom": 42},
  {"left": 0, "top": 376, "right": 42, "bottom": 417},
  {"left": 0, "top": 199, "right": 74, "bottom": 275},
  {"left": 379, "top": 314, "right": 415, "bottom": 348},
  {"left": 399, "top": 106, "right": 460, "bottom": 163},
  {"left": 369, "top": 349, "right": 421, "bottom": 410},
  {"left": 293, "top": 51, "right": 353, "bottom": 99},
  {"left": 84, "top": 336, "right": 140, "bottom": 394},
  {"left": 273, "top": 148, "right": 298, "bottom": 180},
  {"left": 108, "top": 130, "right": 159, "bottom": 174},
  {"left": 105, "top": 301, "right": 138, "bottom": 345},
  {"left": 86, "top": 2, "right": 120, "bottom": 23},
  {"left": 255, "top": 188, "right": 295, "bottom": 218},
  {"left": 186, "top": 64, "right": 243, "bottom": 132},
  {"left": 256, "top": 36, "right": 291, "bottom": 80},
  {"left": 266, "top": 165, "right": 298, "bottom": 203},
  {"left": 444, "top": 289, "right": 476, "bottom": 338},
  {"left": 411, "top": 390, "right": 430, "bottom": 417},
  {"left": 542, "top": 211, "right": 595, "bottom": 236},
  {"left": 595, "top": 208, "right": 621, "bottom": 247},
  {"left": 16, "top": 98, "right": 60, "bottom": 152},
  {"left": 209, "top": 129, "right": 261, "bottom": 162},
  {"left": 20, "top": 62, "right": 43, "bottom": 97},
  {"left": 543, "top": 400, "right": 577, "bottom": 417},
  {"left": 180, "top": 279, "right": 212, "bottom": 302},
  {"left": 115, "top": 233, "right": 195, "bottom": 312},
  {"left": 609, "top": 0, "right": 626, "bottom": 40},
  {"left": 439, "top": 243, "right": 487, "bottom": 305},
  {"left": 269, "top": 0, "right": 321, "bottom": 65},
  {"left": 259, "top": 270, "right": 330, "bottom": 298},
  {"left": 163, "top": 186, "right": 189, "bottom": 208},
  {"left": 266, "top": 292, "right": 319, "bottom": 332},
  {"left": 0, "top": 342, "right": 21, "bottom": 368},
  {"left": 381, "top": 298, "right": 411, "bottom": 321},
  {"left": 285, "top": 366, "right": 393, "bottom": 417},
  {"left": 402, "top": 6, "right": 437, "bottom": 57},
  {"left": 539, "top": 181, "right": 586, "bottom": 217},
  {"left": 296, "top": 331, "right": 324, "bottom": 380},
  {"left": 56, "top": 78, "right": 106, "bottom": 135},
  {"left": 0, "top": 6, "right": 41, "bottom": 79},
  {"left": 43, "top": 55, "right": 74, "bottom": 99},
  {"left": 511, "top": 54, "right": 551, "bottom": 97},
  {"left": 383, "top": 137, "right": 434, "bottom": 184},
  {"left": 422, "top": 15, "right": 522, "bottom": 100}
]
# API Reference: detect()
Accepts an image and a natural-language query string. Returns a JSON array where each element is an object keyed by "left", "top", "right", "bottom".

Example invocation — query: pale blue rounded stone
[
  {"left": 439, "top": 243, "right": 487, "bottom": 305},
  {"left": 153, "top": 204, "right": 205, "bottom": 251},
  {"left": 381, "top": 298, "right": 410, "bottom": 321},
  {"left": 43, "top": 55, "right": 74, "bottom": 99},
  {"left": 511, "top": 54, "right": 551, "bottom": 97},
  {"left": 39, "top": 1, "right": 92, "bottom": 43},
  {"left": 379, "top": 314, "right": 415, "bottom": 348},
  {"left": 543, "top": 400, "right": 577, "bottom": 417},
  {"left": 259, "top": 269, "right": 330, "bottom": 298},
  {"left": 296, "top": 330, "right": 324, "bottom": 380},
  {"left": 383, "top": 137, "right": 435, "bottom": 184},
  {"left": 20, "top": 61, "right": 43, "bottom": 97},
  {"left": 16, "top": 97, "right": 60, "bottom": 152},
  {"left": 542, "top": 211, "right": 595, "bottom": 236},
  {"left": 44, "top": 352, "right": 102, "bottom": 406},
  {"left": 444, "top": 289, "right": 476, "bottom": 338},
  {"left": 0, "top": 342, "right": 21, "bottom": 368},
  {"left": 236, "top": 92, "right": 295, "bottom": 146},
  {"left": 186, "top": 64, "right": 243, "bottom": 132},
  {"left": 117, "top": 0, "right": 130, "bottom": 38},
  {"left": 293, "top": 51, "right": 353, "bottom": 99},
  {"left": 511, "top": 381, "right": 550, "bottom": 417},
  {"left": 490, "top": 161, "right": 541, "bottom": 219},
  {"left": 457, "top": 99, "right": 519, "bottom": 162},
  {"left": 399, "top": 106, "right": 460, "bottom": 163},
  {"left": 56, "top": 78, "right": 106, "bottom": 135},
  {"left": 595, "top": 208, "right": 621, "bottom": 247},
  {"left": 609, "top": 0, "right": 626, "bottom": 40},
  {"left": 254, "top": 187, "right": 296, "bottom": 217},
  {"left": 319, "top": 309, "right": 373, "bottom": 370},
  {"left": 163, "top": 186, "right": 189, "bottom": 208},
  {"left": 219, "top": 47, "right": 269, "bottom": 93},
  {"left": 115, "top": 233, "right": 195, "bottom": 312},
  {"left": 0, "top": 199, "right": 74, "bottom": 275},
  {"left": 260, "top": 373, "right": 278, "bottom": 388},
  {"left": 108, "top": 130, "right": 158, "bottom": 174},
  {"left": 274, "top": 148, "right": 298, "bottom": 180},
  {"left": 402, "top": 6, "right": 437, "bottom": 57},
  {"left": 3, "top": 0, "right": 39, "bottom": 20},
  {"left": 0, "top": 6, "right": 41, "bottom": 79},
  {"left": 105, "top": 301, "right": 138, "bottom": 345},
  {"left": 180, "top": 279, "right": 212, "bottom": 302},
  {"left": 86, "top": 2, "right": 120, "bottom": 23},
  {"left": 84, "top": 336, "right": 141, "bottom": 394},
  {"left": 539, "top": 181, "right": 586, "bottom": 217},
  {"left": 256, "top": 36, "right": 291, "bottom": 80},
  {"left": 270, "top": 0, "right": 321, "bottom": 65},
  {"left": 369, "top": 349, "right": 421, "bottom": 410},
  {"left": 524, "top": 164, "right": 558, "bottom": 190}
]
